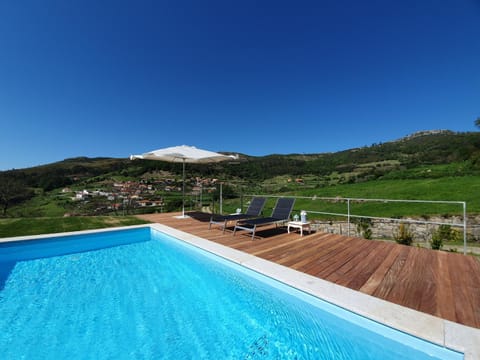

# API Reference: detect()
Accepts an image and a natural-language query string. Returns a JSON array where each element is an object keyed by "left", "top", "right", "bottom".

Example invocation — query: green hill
[{"left": 2, "top": 130, "right": 480, "bottom": 218}]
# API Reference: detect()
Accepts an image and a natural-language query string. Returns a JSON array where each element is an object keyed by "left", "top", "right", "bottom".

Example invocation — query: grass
[
  {"left": 287, "top": 176, "right": 480, "bottom": 216},
  {"left": 9, "top": 193, "right": 70, "bottom": 217},
  {"left": 0, "top": 216, "right": 150, "bottom": 238},
  {"left": 219, "top": 177, "right": 479, "bottom": 218}
]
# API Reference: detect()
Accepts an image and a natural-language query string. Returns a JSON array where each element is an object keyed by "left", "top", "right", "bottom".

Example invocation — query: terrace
[{"left": 138, "top": 211, "right": 480, "bottom": 330}]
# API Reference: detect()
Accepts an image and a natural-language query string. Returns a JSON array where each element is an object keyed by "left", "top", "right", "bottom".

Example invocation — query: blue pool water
[{"left": 0, "top": 227, "right": 462, "bottom": 359}]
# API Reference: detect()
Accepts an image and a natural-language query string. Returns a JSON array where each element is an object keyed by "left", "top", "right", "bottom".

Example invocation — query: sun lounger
[
  {"left": 209, "top": 197, "right": 267, "bottom": 233},
  {"left": 233, "top": 197, "right": 295, "bottom": 240}
]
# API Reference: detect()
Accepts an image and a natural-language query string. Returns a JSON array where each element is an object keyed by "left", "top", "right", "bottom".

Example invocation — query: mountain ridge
[{"left": 2, "top": 130, "right": 480, "bottom": 188}]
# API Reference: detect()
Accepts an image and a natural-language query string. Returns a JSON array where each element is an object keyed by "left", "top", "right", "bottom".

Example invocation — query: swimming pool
[{"left": 0, "top": 226, "right": 464, "bottom": 359}]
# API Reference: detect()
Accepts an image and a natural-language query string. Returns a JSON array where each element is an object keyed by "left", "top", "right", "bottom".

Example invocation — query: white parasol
[{"left": 130, "top": 145, "right": 237, "bottom": 217}]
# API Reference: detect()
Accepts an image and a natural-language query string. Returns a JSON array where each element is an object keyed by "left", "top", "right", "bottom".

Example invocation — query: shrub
[
  {"left": 430, "top": 234, "right": 443, "bottom": 250},
  {"left": 431, "top": 225, "right": 458, "bottom": 250},
  {"left": 393, "top": 223, "right": 414, "bottom": 246},
  {"left": 353, "top": 218, "right": 373, "bottom": 239}
]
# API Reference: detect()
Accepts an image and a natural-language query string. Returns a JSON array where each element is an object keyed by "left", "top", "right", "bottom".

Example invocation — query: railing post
[
  {"left": 463, "top": 202, "right": 467, "bottom": 255},
  {"left": 219, "top": 183, "right": 223, "bottom": 214},
  {"left": 347, "top": 198, "right": 351, "bottom": 236}
]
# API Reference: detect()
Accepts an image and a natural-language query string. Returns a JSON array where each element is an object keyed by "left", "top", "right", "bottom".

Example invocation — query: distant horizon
[
  {"left": 1, "top": 1, "right": 479, "bottom": 171},
  {"left": 2, "top": 128, "right": 472, "bottom": 171}
]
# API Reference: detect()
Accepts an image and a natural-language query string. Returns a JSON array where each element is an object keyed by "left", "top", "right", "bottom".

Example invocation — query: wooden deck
[{"left": 137, "top": 211, "right": 480, "bottom": 329}]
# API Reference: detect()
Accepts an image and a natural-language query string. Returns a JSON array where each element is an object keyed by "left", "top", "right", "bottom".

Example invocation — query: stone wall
[{"left": 311, "top": 215, "right": 480, "bottom": 242}]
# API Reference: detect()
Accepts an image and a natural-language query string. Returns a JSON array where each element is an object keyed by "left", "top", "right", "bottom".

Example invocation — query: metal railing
[{"left": 243, "top": 194, "right": 468, "bottom": 255}]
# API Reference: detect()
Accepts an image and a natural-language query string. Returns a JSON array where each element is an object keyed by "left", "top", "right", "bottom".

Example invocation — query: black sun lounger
[
  {"left": 209, "top": 197, "right": 267, "bottom": 233},
  {"left": 233, "top": 197, "right": 295, "bottom": 240}
]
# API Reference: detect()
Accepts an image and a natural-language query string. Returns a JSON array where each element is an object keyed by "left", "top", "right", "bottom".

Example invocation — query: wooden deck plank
[
  {"left": 282, "top": 233, "right": 345, "bottom": 270},
  {"left": 299, "top": 235, "right": 354, "bottom": 275},
  {"left": 256, "top": 236, "right": 322, "bottom": 262},
  {"left": 137, "top": 212, "right": 480, "bottom": 328},
  {"left": 271, "top": 233, "right": 335, "bottom": 266},
  {"left": 399, "top": 248, "right": 436, "bottom": 312},
  {"left": 434, "top": 251, "right": 457, "bottom": 324},
  {"left": 267, "top": 232, "right": 331, "bottom": 255},
  {"left": 416, "top": 250, "right": 438, "bottom": 315},
  {"left": 464, "top": 258, "right": 480, "bottom": 328},
  {"left": 322, "top": 239, "right": 379, "bottom": 284},
  {"left": 359, "top": 244, "right": 403, "bottom": 294},
  {"left": 448, "top": 252, "right": 480, "bottom": 328},
  {"left": 341, "top": 241, "right": 392, "bottom": 290},
  {"left": 371, "top": 246, "right": 410, "bottom": 301},
  {"left": 313, "top": 237, "right": 372, "bottom": 280}
]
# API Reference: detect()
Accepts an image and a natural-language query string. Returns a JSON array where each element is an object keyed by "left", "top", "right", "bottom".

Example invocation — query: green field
[
  {"left": 298, "top": 176, "right": 480, "bottom": 204},
  {"left": 3, "top": 176, "right": 480, "bottom": 238},
  {"left": 221, "top": 176, "right": 480, "bottom": 219},
  {"left": 290, "top": 177, "right": 478, "bottom": 217}
]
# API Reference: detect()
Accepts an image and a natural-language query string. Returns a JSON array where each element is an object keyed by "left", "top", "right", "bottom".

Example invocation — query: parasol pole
[{"left": 182, "top": 159, "right": 186, "bottom": 217}]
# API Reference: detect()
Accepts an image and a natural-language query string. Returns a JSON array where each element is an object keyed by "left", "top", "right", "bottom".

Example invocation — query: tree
[
  {"left": 0, "top": 175, "right": 34, "bottom": 216},
  {"left": 475, "top": 117, "right": 480, "bottom": 129}
]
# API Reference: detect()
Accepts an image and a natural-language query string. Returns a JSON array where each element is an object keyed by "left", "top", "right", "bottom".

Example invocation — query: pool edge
[{"left": 0, "top": 224, "right": 151, "bottom": 244}]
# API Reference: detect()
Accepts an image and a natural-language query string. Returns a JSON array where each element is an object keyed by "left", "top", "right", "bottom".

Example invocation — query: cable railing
[
  {"left": 243, "top": 194, "right": 468, "bottom": 255},
  {"left": 149, "top": 184, "right": 469, "bottom": 255}
]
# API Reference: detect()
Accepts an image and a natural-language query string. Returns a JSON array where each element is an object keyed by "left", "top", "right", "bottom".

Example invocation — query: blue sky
[{"left": 1, "top": 0, "right": 479, "bottom": 170}]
